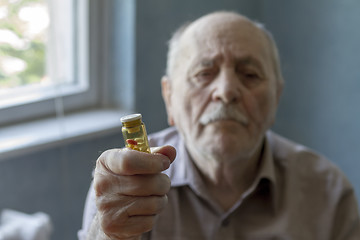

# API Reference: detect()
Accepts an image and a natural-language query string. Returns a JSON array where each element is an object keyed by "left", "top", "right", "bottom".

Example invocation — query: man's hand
[{"left": 92, "top": 145, "right": 176, "bottom": 240}]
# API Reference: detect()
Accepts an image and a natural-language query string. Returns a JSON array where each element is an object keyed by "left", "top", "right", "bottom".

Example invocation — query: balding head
[
  {"left": 161, "top": 11, "right": 284, "bottom": 163},
  {"left": 166, "top": 11, "right": 284, "bottom": 89}
]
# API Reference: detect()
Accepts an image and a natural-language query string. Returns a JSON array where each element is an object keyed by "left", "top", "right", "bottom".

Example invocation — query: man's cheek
[{"left": 243, "top": 95, "right": 263, "bottom": 124}]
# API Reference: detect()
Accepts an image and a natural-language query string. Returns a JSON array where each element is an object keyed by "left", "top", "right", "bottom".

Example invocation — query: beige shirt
[{"left": 79, "top": 127, "right": 360, "bottom": 240}]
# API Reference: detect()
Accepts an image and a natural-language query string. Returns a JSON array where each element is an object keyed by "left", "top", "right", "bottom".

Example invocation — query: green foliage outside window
[{"left": 0, "top": 0, "right": 47, "bottom": 89}]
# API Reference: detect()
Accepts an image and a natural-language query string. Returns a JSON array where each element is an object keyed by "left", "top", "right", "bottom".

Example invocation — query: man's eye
[
  {"left": 243, "top": 72, "right": 259, "bottom": 79},
  {"left": 238, "top": 69, "right": 263, "bottom": 88},
  {"left": 199, "top": 71, "right": 213, "bottom": 78},
  {"left": 195, "top": 70, "right": 216, "bottom": 83}
]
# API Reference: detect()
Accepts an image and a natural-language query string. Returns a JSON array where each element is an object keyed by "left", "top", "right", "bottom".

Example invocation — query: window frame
[
  {"left": 0, "top": 0, "right": 136, "bottom": 128},
  {"left": 0, "top": 0, "right": 96, "bottom": 126},
  {"left": 0, "top": 0, "right": 136, "bottom": 159}
]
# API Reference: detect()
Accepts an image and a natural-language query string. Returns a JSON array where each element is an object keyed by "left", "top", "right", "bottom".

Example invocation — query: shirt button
[{"left": 222, "top": 218, "right": 230, "bottom": 227}]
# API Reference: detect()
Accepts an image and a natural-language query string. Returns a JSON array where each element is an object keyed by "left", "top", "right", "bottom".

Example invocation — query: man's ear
[{"left": 161, "top": 76, "right": 175, "bottom": 126}]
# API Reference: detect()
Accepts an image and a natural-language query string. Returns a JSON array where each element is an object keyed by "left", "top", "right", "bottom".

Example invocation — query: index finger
[{"left": 97, "top": 147, "right": 172, "bottom": 175}]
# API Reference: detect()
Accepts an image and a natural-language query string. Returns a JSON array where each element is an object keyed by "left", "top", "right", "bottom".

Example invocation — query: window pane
[
  {"left": 0, "top": 0, "right": 85, "bottom": 109},
  {"left": 0, "top": 0, "right": 48, "bottom": 90}
]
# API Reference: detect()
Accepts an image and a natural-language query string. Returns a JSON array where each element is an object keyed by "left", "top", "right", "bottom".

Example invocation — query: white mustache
[{"left": 199, "top": 104, "right": 249, "bottom": 125}]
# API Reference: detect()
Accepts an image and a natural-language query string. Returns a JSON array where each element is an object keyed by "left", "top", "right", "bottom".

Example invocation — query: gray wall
[
  {"left": 0, "top": 132, "right": 122, "bottom": 240},
  {"left": 135, "top": 0, "right": 360, "bottom": 202},
  {"left": 260, "top": 0, "right": 360, "bottom": 200},
  {"left": 0, "top": 1, "right": 359, "bottom": 239}
]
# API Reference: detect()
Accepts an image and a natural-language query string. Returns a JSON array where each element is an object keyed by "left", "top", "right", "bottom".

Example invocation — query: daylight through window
[{"left": 0, "top": 0, "right": 86, "bottom": 109}]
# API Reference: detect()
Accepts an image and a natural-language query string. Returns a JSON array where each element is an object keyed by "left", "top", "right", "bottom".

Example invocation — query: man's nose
[{"left": 211, "top": 70, "right": 242, "bottom": 104}]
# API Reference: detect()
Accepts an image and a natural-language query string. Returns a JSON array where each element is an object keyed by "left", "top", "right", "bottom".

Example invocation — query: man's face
[{"left": 162, "top": 14, "right": 282, "bottom": 161}]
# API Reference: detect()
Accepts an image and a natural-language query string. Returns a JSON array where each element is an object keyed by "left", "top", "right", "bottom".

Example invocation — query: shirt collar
[
  {"left": 163, "top": 129, "right": 279, "bottom": 212},
  {"left": 251, "top": 131, "right": 279, "bottom": 213},
  {"left": 164, "top": 132, "right": 200, "bottom": 188}
]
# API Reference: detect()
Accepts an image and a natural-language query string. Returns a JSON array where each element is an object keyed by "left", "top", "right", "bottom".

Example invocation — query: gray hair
[{"left": 165, "top": 13, "right": 284, "bottom": 87}]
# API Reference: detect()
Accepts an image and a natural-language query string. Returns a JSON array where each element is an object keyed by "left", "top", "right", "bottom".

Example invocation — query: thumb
[{"left": 151, "top": 145, "right": 176, "bottom": 164}]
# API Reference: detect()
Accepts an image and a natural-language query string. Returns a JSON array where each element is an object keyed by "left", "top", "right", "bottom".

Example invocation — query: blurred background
[{"left": 0, "top": 0, "right": 359, "bottom": 239}]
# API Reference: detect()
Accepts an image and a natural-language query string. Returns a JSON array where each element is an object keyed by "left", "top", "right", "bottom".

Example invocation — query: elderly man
[{"left": 79, "top": 11, "right": 360, "bottom": 240}]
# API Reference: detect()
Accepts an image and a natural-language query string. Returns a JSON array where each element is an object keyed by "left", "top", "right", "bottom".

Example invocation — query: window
[
  {"left": 0, "top": 0, "right": 136, "bottom": 156},
  {"left": 0, "top": 0, "right": 91, "bottom": 126},
  {"left": 0, "top": 0, "right": 50, "bottom": 97}
]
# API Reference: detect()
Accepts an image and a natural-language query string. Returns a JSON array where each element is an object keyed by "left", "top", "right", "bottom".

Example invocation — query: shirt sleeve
[
  {"left": 78, "top": 181, "right": 97, "bottom": 240},
  {"left": 331, "top": 179, "right": 360, "bottom": 240}
]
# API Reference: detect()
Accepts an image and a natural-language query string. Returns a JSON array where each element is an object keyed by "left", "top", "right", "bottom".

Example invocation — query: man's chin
[
  {"left": 202, "top": 120, "right": 246, "bottom": 132},
  {"left": 202, "top": 126, "right": 246, "bottom": 145},
  {"left": 201, "top": 141, "right": 250, "bottom": 162}
]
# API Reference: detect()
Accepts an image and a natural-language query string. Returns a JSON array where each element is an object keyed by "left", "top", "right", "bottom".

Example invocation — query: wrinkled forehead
[{"left": 179, "top": 13, "right": 270, "bottom": 62}]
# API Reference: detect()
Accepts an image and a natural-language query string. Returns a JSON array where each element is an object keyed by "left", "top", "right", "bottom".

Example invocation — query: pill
[{"left": 126, "top": 139, "right": 138, "bottom": 145}]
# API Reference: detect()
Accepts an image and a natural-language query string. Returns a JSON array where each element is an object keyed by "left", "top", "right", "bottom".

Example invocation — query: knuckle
[
  {"left": 117, "top": 149, "right": 135, "bottom": 174},
  {"left": 93, "top": 174, "right": 109, "bottom": 197},
  {"left": 95, "top": 150, "right": 113, "bottom": 173},
  {"left": 158, "top": 174, "right": 171, "bottom": 194},
  {"left": 100, "top": 215, "right": 120, "bottom": 238},
  {"left": 96, "top": 148, "right": 132, "bottom": 175},
  {"left": 127, "top": 216, "right": 156, "bottom": 235},
  {"left": 96, "top": 195, "right": 111, "bottom": 211},
  {"left": 142, "top": 216, "right": 157, "bottom": 233},
  {"left": 100, "top": 208, "right": 151, "bottom": 239},
  {"left": 141, "top": 196, "right": 168, "bottom": 215},
  {"left": 153, "top": 196, "right": 168, "bottom": 213},
  {"left": 97, "top": 198, "right": 128, "bottom": 225},
  {"left": 145, "top": 197, "right": 161, "bottom": 214},
  {"left": 97, "top": 149, "right": 111, "bottom": 164},
  {"left": 93, "top": 169, "right": 121, "bottom": 197},
  {"left": 162, "top": 194, "right": 168, "bottom": 207},
  {"left": 119, "top": 159, "right": 132, "bottom": 174}
]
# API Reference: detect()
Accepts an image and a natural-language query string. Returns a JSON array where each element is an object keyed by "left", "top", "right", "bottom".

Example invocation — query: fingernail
[{"left": 162, "top": 158, "right": 170, "bottom": 170}]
